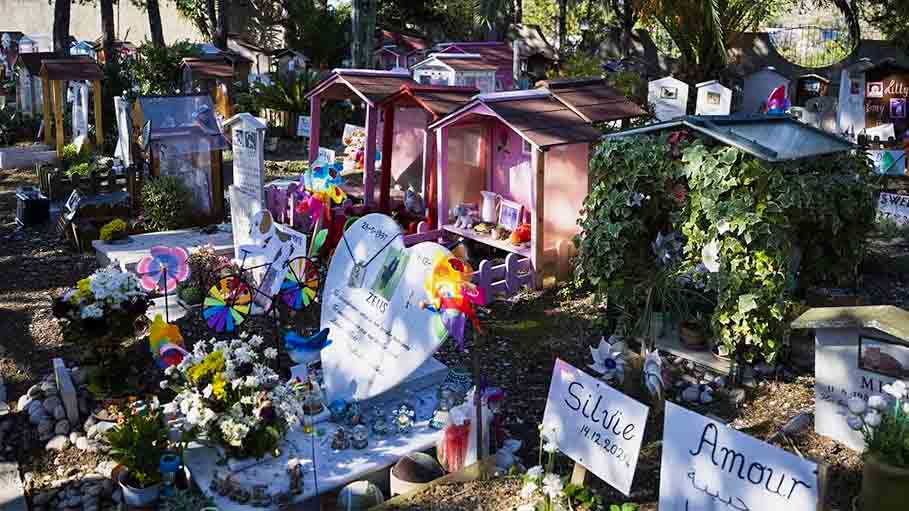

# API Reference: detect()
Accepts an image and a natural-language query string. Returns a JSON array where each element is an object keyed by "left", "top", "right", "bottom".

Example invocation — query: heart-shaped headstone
[{"left": 320, "top": 214, "right": 450, "bottom": 402}]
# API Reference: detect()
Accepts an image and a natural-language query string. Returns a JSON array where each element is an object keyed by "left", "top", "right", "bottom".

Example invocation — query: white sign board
[
  {"left": 648, "top": 76, "right": 689, "bottom": 121},
  {"left": 878, "top": 192, "right": 909, "bottom": 225},
  {"left": 695, "top": 80, "right": 732, "bottom": 116},
  {"left": 659, "top": 402, "right": 818, "bottom": 511},
  {"left": 541, "top": 359, "right": 649, "bottom": 496},
  {"left": 815, "top": 326, "right": 902, "bottom": 450},
  {"left": 320, "top": 213, "right": 453, "bottom": 402},
  {"left": 297, "top": 115, "right": 311, "bottom": 138},
  {"left": 72, "top": 82, "right": 89, "bottom": 138},
  {"left": 317, "top": 147, "right": 336, "bottom": 165}
]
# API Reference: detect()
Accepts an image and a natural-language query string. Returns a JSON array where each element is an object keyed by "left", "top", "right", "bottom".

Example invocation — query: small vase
[
  {"left": 860, "top": 454, "right": 909, "bottom": 511},
  {"left": 118, "top": 471, "right": 161, "bottom": 507}
]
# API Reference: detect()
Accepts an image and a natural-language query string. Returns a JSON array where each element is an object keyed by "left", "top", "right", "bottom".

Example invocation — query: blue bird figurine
[{"left": 285, "top": 328, "right": 333, "bottom": 364}]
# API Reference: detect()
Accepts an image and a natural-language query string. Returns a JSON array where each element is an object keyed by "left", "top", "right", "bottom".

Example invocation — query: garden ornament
[
  {"left": 452, "top": 203, "right": 477, "bottom": 230},
  {"left": 404, "top": 185, "right": 425, "bottom": 216},
  {"left": 285, "top": 327, "right": 332, "bottom": 365},
  {"left": 136, "top": 246, "right": 190, "bottom": 293},
  {"left": 588, "top": 336, "right": 626, "bottom": 385},
  {"left": 422, "top": 254, "right": 484, "bottom": 350},
  {"left": 642, "top": 348, "right": 665, "bottom": 401}
]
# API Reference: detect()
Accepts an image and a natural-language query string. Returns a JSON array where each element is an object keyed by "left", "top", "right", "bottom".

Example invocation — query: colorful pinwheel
[
  {"left": 203, "top": 276, "right": 252, "bottom": 332},
  {"left": 423, "top": 254, "right": 484, "bottom": 350},
  {"left": 136, "top": 246, "right": 190, "bottom": 293},
  {"left": 305, "top": 162, "right": 347, "bottom": 205},
  {"left": 149, "top": 314, "right": 188, "bottom": 369},
  {"left": 279, "top": 257, "right": 320, "bottom": 310}
]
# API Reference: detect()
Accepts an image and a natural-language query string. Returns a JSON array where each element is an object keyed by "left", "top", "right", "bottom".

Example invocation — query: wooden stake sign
[{"left": 542, "top": 359, "right": 650, "bottom": 496}]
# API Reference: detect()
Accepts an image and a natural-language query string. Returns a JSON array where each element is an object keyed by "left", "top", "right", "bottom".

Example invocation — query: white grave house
[
  {"left": 648, "top": 76, "right": 689, "bottom": 121},
  {"left": 742, "top": 66, "right": 791, "bottom": 114},
  {"left": 184, "top": 213, "right": 455, "bottom": 509},
  {"left": 791, "top": 305, "right": 909, "bottom": 451},
  {"left": 695, "top": 80, "right": 732, "bottom": 116},
  {"left": 411, "top": 53, "right": 498, "bottom": 93}
]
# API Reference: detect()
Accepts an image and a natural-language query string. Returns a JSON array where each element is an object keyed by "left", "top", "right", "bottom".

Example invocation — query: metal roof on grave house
[{"left": 606, "top": 114, "right": 856, "bottom": 161}]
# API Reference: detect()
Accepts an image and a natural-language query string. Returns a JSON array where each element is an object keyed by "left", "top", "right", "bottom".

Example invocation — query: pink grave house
[
  {"left": 434, "top": 41, "right": 515, "bottom": 91},
  {"left": 375, "top": 84, "right": 478, "bottom": 228},
  {"left": 411, "top": 78, "right": 644, "bottom": 298},
  {"left": 305, "top": 69, "right": 416, "bottom": 208}
]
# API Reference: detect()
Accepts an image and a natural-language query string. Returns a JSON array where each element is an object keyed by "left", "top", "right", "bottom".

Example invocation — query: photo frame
[
  {"left": 706, "top": 91, "right": 721, "bottom": 105},
  {"left": 867, "top": 82, "right": 884, "bottom": 98},
  {"left": 890, "top": 98, "right": 906, "bottom": 119},
  {"left": 859, "top": 335, "right": 909, "bottom": 379},
  {"left": 498, "top": 199, "right": 524, "bottom": 232},
  {"left": 660, "top": 86, "right": 678, "bottom": 100}
]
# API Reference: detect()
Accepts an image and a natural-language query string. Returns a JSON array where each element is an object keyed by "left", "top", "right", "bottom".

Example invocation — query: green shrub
[
  {"left": 141, "top": 176, "right": 193, "bottom": 232},
  {"left": 100, "top": 218, "right": 129, "bottom": 242},
  {"left": 178, "top": 284, "right": 203, "bottom": 305}
]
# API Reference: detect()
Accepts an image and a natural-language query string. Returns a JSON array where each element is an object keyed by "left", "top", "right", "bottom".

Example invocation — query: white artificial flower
[
  {"left": 163, "top": 400, "right": 179, "bottom": 415},
  {"left": 903, "top": 402, "right": 909, "bottom": 414},
  {"left": 526, "top": 465, "right": 544, "bottom": 480},
  {"left": 643, "top": 348, "right": 664, "bottom": 401},
  {"left": 264, "top": 347, "right": 278, "bottom": 359},
  {"left": 244, "top": 376, "right": 259, "bottom": 388},
  {"left": 868, "top": 395, "right": 888, "bottom": 411},
  {"left": 520, "top": 481, "right": 538, "bottom": 499},
  {"left": 542, "top": 435, "right": 558, "bottom": 454},
  {"left": 164, "top": 365, "right": 176, "bottom": 377},
  {"left": 203, "top": 384, "right": 213, "bottom": 398},
  {"left": 864, "top": 410, "right": 882, "bottom": 428},
  {"left": 883, "top": 381, "right": 908, "bottom": 400},
  {"left": 249, "top": 334, "right": 265, "bottom": 347},
  {"left": 239, "top": 331, "right": 250, "bottom": 339},
  {"left": 541, "top": 473, "right": 563, "bottom": 499},
  {"left": 847, "top": 396, "right": 867, "bottom": 415},
  {"left": 847, "top": 414, "right": 864, "bottom": 431},
  {"left": 717, "top": 220, "right": 731, "bottom": 234},
  {"left": 588, "top": 338, "right": 626, "bottom": 384}
]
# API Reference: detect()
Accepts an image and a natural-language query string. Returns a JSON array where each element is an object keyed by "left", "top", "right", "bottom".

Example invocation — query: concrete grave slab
[{"left": 93, "top": 223, "right": 234, "bottom": 269}]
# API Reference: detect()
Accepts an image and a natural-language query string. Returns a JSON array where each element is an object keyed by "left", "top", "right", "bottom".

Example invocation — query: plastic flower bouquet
[
  {"left": 51, "top": 265, "right": 150, "bottom": 359},
  {"left": 161, "top": 333, "right": 306, "bottom": 460},
  {"left": 846, "top": 380, "right": 909, "bottom": 467}
]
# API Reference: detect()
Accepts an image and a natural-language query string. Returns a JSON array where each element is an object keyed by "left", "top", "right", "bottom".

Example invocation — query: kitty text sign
[
  {"left": 542, "top": 359, "right": 649, "bottom": 496},
  {"left": 320, "top": 214, "right": 452, "bottom": 402},
  {"left": 659, "top": 402, "right": 818, "bottom": 511}
]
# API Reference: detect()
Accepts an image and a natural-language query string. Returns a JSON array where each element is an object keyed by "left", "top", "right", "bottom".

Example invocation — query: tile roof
[{"left": 486, "top": 95, "right": 602, "bottom": 147}]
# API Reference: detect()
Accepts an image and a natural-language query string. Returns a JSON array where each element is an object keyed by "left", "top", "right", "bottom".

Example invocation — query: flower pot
[
  {"left": 679, "top": 322, "right": 708, "bottom": 350},
  {"left": 118, "top": 471, "right": 160, "bottom": 507},
  {"left": 860, "top": 455, "right": 909, "bottom": 511}
]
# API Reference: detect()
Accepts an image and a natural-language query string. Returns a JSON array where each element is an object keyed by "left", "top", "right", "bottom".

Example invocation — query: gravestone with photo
[
  {"left": 792, "top": 305, "right": 909, "bottom": 450},
  {"left": 648, "top": 76, "right": 689, "bottom": 121},
  {"left": 695, "top": 80, "right": 732, "bottom": 116},
  {"left": 541, "top": 359, "right": 649, "bottom": 496},
  {"left": 224, "top": 113, "right": 267, "bottom": 259},
  {"left": 659, "top": 402, "right": 818, "bottom": 510}
]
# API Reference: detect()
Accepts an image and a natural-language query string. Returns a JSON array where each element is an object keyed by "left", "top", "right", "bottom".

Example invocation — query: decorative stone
[
  {"left": 43, "top": 396, "right": 62, "bottom": 414},
  {"left": 39, "top": 381, "right": 58, "bottom": 395},
  {"left": 70, "top": 368, "right": 86, "bottom": 386},
  {"left": 53, "top": 405, "right": 66, "bottom": 421},
  {"left": 75, "top": 436, "right": 89, "bottom": 451},
  {"left": 28, "top": 400, "right": 44, "bottom": 416},
  {"left": 95, "top": 461, "right": 118, "bottom": 480},
  {"left": 681, "top": 385, "right": 701, "bottom": 402},
  {"left": 53, "top": 359, "right": 79, "bottom": 425},
  {"left": 0, "top": 402, "right": 9, "bottom": 417},
  {"left": 727, "top": 388, "right": 747, "bottom": 406},
  {"left": 37, "top": 420, "right": 53, "bottom": 437},
  {"left": 88, "top": 422, "right": 116, "bottom": 440},
  {"left": 110, "top": 489, "right": 121, "bottom": 503},
  {"left": 46, "top": 435, "right": 70, "bottom": 451},
  {"left": 29, "top": 408, "right": 49, "bottom": 425},
  {"left": 699, "top": 389, "right": 714, "bottom": 404},
  {"left": 54, "top": 420, "right": 70, "bottom": 436},
  {"left": 17, "top": 394, "right": 34, "bottom": 412},
  {"left": 27, "top": 385, "right": 44, "bottom": 399}
]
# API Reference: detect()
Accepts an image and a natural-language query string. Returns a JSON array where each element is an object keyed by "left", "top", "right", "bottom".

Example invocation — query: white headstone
[
  {"left": 837, "top": 60, "right": 873, "bottom": 139},
  {"left": 695, "top": 80, "right": 732, "bottom": 116},
  {"left": 659, "top": 402, "right": 818, "bottom": 510},
  {"left": 320, "top": 213, "right": 454, "bottom": 402},
  {"left": 541, "top": 359, "right": 649, "bottom": 496},
  {"left": 224, "top": 113, "right": 267, "bottom": 259},
  {"left": 648, "top": 76, "right": 689, "bottom": 121},
  {"left": 878, "top": 192, "right": 909, "bottom": 224},
  {"left": 114, "top": 97, "right": 132, "bottom": 166},
  {"left": 71, "top": 82, "right": 89, "bottom": 139},
  {"left": 742, "top": 67, "right": 791, "bottom": 114}
]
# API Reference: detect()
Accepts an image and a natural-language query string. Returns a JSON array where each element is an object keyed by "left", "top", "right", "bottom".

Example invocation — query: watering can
[{"left": 479, "top": 190, "right": 500, "bottom": 223}]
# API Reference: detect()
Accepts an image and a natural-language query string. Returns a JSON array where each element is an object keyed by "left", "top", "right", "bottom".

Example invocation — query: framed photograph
[
  {"left": 498, "top": 199, "right": 524, "bottom": 232},
  {"left": 850, "top": 80, "right": 861, "bottom": 95},
  {"left": 867, "top": 82, "right": 885, "bottom": 98},
  {"left": 859, "top": 335, "right": 909, "bottom": 379},
  {"left": 660, "top": 86, "right": 678, "bottom": 100},
  {"left": 706, "top": 91, "right": 721, "bottom": 105},
  {"left": 891, "top": 98, "right": 906, "bottom": 119}
]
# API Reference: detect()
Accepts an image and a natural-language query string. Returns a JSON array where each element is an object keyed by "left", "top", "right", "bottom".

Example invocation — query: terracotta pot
[
  {"left": 679, "top": 322, "right": 707, "bottom": 350},
  {"left": 860, "top": 454, "right": 909, "bottom": 511}
]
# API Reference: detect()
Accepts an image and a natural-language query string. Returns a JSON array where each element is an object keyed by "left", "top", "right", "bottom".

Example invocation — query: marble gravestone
[
  {"left": 742, "top": 67, "right": 791, "bottom": 115},
  {"left": 224, "top": 113, "right": 267, "bottom": 259},
  {"left": 320, "top": 213, "right": 454, "bottom": 402},
  {"left": 792, "top": 305, "right": 909, "bottom": 450},
  {"left": 695, "top": 80, "right": 732, "bottom": 116},
  {"left": 648, "top": 76, "right": 689, "bottom": 121},
  {"left": 113, "top": 97, "right": 133, "bottom": 166}
]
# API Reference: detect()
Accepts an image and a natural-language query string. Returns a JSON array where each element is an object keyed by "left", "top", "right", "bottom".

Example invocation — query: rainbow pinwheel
[
  {"left": 149, "top": 314, "right": 188, "bottom": 369},
  {"left": 423, "top": 254, "right": 484, "bottom": 350},
  {"left": 305, "top": 162, "right": 347, "bottom": 205},
  {"left": 136, "top": 246, "right": 190, "bottom": 293},
  {"left": 279, "top": 257, "right": 320, "bottom": 310},
  {"left": 203, "top": 276, "right": 252, "bottom": 332}
]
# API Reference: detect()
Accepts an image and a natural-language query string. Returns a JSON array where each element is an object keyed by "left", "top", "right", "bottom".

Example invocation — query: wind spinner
[{"left": 203, "top": 276, "right": 252, "bottom": 332}]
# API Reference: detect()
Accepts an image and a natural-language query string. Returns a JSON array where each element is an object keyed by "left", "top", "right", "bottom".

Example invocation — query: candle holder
[
  {"left": 393, "top": 404, "right": 415, "bottom": 434},
  {"left": 352, "top": 424, "right": 369, "bottom": 449}
]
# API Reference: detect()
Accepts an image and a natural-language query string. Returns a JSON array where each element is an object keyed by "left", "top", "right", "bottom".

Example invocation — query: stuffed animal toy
[{"left": 452, "top": 204, "right": 477, "bottom": 230}]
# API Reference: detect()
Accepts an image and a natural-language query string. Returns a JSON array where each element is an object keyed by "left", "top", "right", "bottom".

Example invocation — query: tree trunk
[
  {"left": 100, "top": 0, "right": 116, "bottom": 64},
  {"left": 351, "top": 0, "right": 376, "bottom": 68},
  {"left": 146, "top": 0, "right": 166, "bottom": 48},
  {"left": 557, "top": 0, "right": 567, "bottom": 56},
  {"left": 52, "top": 0, "right": 72, "bottom": 55},
  {"left": 514, "top": 0, "right": 522, "bottom": 23},
  {"left": 206, "top": 0, "right": 218, "bottom": 42},
  {"left": 215, "top": 0, "right": 230, "bottom": 50}
]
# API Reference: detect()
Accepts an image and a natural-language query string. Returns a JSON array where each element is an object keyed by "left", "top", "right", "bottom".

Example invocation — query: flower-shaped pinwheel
[
  {"left": 305, "top": 162, "right": 347, "bottom": 205},
  {"left": 136, "top": 246, "right": 190, "bottom": 293},
  {"left": 642, "top": 348, "right": 665, "bottom": 401},
  {"left": 279, "top": 257, "right": 320, "bottom": 311},
  {"left": 423, "top": 254, "right": 484, "bottom": 349},
  {"left": 588, "top": 337, "right": 626, "bottom": 384}
]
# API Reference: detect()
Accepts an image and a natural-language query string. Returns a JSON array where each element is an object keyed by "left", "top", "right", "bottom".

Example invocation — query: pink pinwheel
[
  {"left": 295, "top": 192, "right": 325, "bottom": 224},
  {"left": 136, "top": 246, "right": 190, "bottom": 293}
]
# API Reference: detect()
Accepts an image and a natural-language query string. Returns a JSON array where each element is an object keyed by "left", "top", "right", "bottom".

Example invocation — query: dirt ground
[{"left": 3, "top": 164, "right": 907, "bottom": 510}]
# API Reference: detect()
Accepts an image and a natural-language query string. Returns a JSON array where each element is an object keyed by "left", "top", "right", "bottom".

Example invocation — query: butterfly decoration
[
  {"left": 279, "top": 257, "right": 320, "bottom": 310},
  {"left": 423, "top": 254, "right": 484, "bottom": 350},
  {"left": 285, "top": 327, "right": 332, "bottom": 365},
  {"left": 149, "top": 314, "right": 188, "bottom": 369},
  {"left": 136, "top": 246, "right": 190, "bottom": 293},
  {"left": 203, "top": 276, "right": 252, "bottom": 332}
]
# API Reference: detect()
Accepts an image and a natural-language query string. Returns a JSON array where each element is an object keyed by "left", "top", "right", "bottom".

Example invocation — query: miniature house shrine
[
  {"left": 40, "top": 58, "right": 105, "bottom": 156},
  {"left": 411, "top": 53, "right": 499, "bottom": 94}
]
